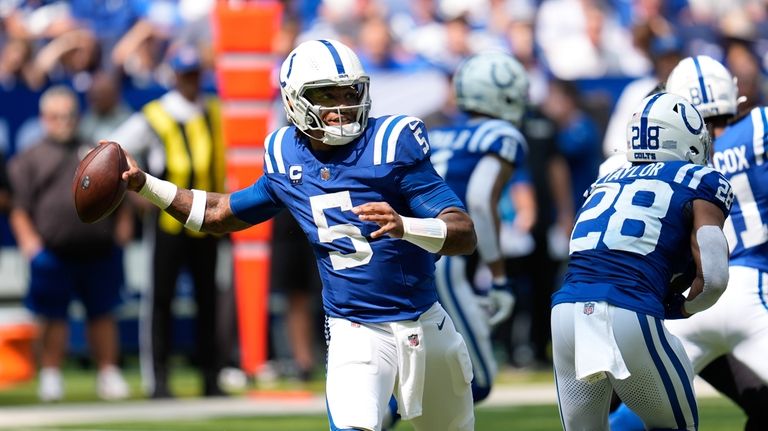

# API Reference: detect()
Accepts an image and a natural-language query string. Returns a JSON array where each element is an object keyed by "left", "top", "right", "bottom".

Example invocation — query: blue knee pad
[
  {"left": 382, "top": 395, "right": 401, "bottom": 431},
  {"left": 609, "top": 403, "right": 645, "bottom": 431}
]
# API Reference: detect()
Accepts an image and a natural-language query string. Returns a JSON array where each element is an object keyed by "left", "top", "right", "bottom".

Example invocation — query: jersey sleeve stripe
[
  {"left": 687, "top": 165, "right": 712, "bottom": 189},
  {"left": 752, "top": 107, "right": 767, "bottom": 166},
  {"left": 467, "top": 121, "right": 497, "bottom": 153},
  {"left": 272, "top": 126, "right": 288, "bottom": 174},
  {"left": 264, "top": 129, "right": 277, "bottom": 174},
  {"left": 373, "top": 115, "right": 399, "bottom": 165},
  {"left": 386, "top": 116, "right": 420, "bottom": 163},
  {"left": 673, "top": 163, "right": 698, "bottom": 186}
]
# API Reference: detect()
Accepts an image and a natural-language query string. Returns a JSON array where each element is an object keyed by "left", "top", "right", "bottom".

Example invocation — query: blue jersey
[
  {"left": 428, "top": 118, "right": 526, "bottom": 204},
  {"left": 552, "top": 161, "right": 732, "bottom": 318},
  {"left": 229, "top": 116, "right": 466, "bottom": 323},
  {"left": 712, "top": 107, "right": 768, "bottom": 272}
]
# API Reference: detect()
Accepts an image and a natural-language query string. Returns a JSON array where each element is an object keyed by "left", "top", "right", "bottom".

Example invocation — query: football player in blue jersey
[
  {"left": 551, "top": 91, "right": 733, "bottom": 431},
  {"left": 610, "top": 55, "right": 768, "bottom": 431},
  {"left": 118, "top": 39, "right": 477, "bottom": 431},
  {"left": 427, "top": 52, "right": 527, "bottom": 402}
]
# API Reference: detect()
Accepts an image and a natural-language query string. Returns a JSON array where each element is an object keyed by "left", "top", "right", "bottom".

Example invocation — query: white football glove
[{"left": 478, "top": 278, "right": 516, "bottom": 327}]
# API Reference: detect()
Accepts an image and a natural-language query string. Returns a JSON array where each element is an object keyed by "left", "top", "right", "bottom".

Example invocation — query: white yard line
[{"left": 0, "top": 378, "right": 721, "bottom": 429}]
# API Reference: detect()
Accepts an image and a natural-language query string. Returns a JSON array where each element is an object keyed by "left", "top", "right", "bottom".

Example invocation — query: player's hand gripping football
[
  {"left": 118, "top": 145, "right": 147, "bottom": 192},
  {"left": 352, "top": 202, "right": 405, "bottom": 239}
]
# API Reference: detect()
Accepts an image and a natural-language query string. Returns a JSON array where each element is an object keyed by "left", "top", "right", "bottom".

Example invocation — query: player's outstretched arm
[
  {"left": 121, "top": 149, "right": 251, "bottom": 235},
  {"left": 684, "top": 199, "right": 729, "bottom": 316},
  {"left": 353, "top": 202, "right": 476, "bottom": 255}
]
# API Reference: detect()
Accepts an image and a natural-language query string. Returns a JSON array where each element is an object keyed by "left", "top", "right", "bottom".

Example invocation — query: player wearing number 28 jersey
[
  {"left": 551, "top": 92, "right": 733, "bottom": 431},
  {"left": 119, "top": 39, "right": 476, "bottom": 431}
]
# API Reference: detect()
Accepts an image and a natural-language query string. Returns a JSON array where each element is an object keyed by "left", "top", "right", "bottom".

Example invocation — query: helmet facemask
[{"left": 298, "top": 81, "right": 371, "bottom": 146}]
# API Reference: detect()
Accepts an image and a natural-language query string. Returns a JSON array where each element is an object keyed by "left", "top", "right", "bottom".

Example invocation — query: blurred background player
[
  {"left": 428, "top": 51, "right": 526, "bottom": 402},
  {"left": 611, "top": 54, "right": 768, "bottom": 431},
  {"left": 109, "top": 44, "right": 227, "bottom": 399},
  {"left": 119, "top": 38, "right": 477, "bottom": 431},
  {"left": 552, "top": 92, "right": 732, "bottom": 430},
  {"left": 7, "top": 86, "right": 131, "bottom": 402}
]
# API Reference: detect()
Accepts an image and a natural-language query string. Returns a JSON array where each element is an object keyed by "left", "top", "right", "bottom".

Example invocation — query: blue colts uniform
[
  {"left": 429, "top": 118, "right": 526, "bottom": 402},
  {"left": 230, "top": 115, "right": 476, "bottom": 430},
  {"left": 553, "top": 161, "right": 732, "bottom": 318},
  {"left": 429, "top": 118, "right": 526, "bottom": 196},
  {"left": 714, "top": 107, "right": 768, "bottom": 271},
  {"left": 552, "top": 160, "right": 732, "bottom": 431},
  {"left": 229, "top": 115, "right": 465, "bottom": 323}
]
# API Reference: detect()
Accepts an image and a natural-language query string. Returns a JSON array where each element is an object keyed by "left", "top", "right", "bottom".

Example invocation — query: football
[{"left": 72, "top": 141, "right": 129, "bottom": 223}]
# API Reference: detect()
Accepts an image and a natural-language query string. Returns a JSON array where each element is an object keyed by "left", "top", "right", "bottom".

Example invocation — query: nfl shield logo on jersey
[
  {"left": 289, "top": 165, "right": 303, "bottom": 185},
  {"left": 408, "top": 334, "right": 420, "bottom": 347},
  {"left": 320, "top": 167, "right": 331, "bottom": 181},
  {"left": 583, "top": 302, "right": 595, "bottom": 315}
]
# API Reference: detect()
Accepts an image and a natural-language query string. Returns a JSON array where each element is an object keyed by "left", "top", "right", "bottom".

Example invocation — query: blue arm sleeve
[
  {"left": 399, "top": 159, "right": 466, "bottom": 219},
  {"left": 229, "top": 176, "right": 285, "bottom": 225}
]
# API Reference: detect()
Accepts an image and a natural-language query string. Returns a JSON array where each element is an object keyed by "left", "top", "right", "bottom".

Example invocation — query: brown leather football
[{"left": 72, "top": 141, "right": 128, "bottom": 223}]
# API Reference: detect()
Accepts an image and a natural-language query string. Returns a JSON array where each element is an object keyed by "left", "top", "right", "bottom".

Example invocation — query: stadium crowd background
[{"left": 0, "top": 0, "right": 767, "bottom": 385}]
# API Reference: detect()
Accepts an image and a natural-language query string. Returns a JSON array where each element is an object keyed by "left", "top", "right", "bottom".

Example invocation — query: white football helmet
[
  {"left": 665, "top": 55, "right": 742, "bottom": 119},
  {"left": 279, "top": 39, "right": 371, "bottom": 146},
  {"left": 626, "top": 92, "right": 711, "bottom": 165},
  {"left": 453, "top": 52, "right": 529, "bottom": 126}
]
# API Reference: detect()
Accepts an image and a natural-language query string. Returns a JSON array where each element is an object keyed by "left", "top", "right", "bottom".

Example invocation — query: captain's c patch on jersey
[{"left": 289, "top": 164, "right": 303, "bottom": 185}]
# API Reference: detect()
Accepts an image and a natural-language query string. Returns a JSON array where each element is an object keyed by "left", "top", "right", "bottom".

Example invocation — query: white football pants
[
  {"left": 325, "top": 302, "right": 474, "bottom": 431},
  {"left": 552, "top": 302, "right": 697, "bottom": 431},
  {"left": 666, "top": 266, "right": 768, "bottom": 382}
]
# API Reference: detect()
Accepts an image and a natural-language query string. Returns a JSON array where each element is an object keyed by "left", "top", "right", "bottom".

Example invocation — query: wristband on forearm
[
  {"left": 184, "top": 189, "right": 207, "bottom": 232},
  {"left": 401, "top": 216, "right": 447, "bottom": 253},
  {"left": 138, "top": 174, "right": 177, "bottom": 209}
]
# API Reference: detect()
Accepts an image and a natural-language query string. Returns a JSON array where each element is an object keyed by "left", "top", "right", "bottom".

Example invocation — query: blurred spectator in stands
[
  {"left": 535, "top": 0, "right": 649, "bottom": 79},
  {"left": 0, "top": 38, "right": 46, "bottom": 91},
  {"left": 79, "top": 71, "right": 133, "bottom": 143},
  {"left": 357, "top": 13, "right": 448, "bottom": 120},
  {"left": 68, "top": 0, "right": 144, "bottom": 70},
  {"left": 297, "top": 0, "right": 382, "bottom": 46},
  {"left": 505, "top": 12, "right": 549, "bottom": 107},
  {"left": 542, "top": 79, "right": 602, "bottom": 211},
  {"left": 110, "top": 18, "right": 166, "bottom": 89},
  {"left": 7, "top": 85, "right": 131, "bottom": 402},
  {"left": 726, "top": 38, "right": 766, "bottom": 113},
  {"left": 403, "top": 12, "right": 504, "bottom": 74},
  {"left": 110, "top": 45, "right": 226, "bottom": 399},
  {"left": 602, "top": 27, "right": 683, "bottom": 157},
  {"left": 3, "top": 0, "right": 75, "bottom": 42},
  {"left": 111, "top": 0, "right": 215, "bottom": 90},
  {"left": 357, "top": 15, "right": 424, "bottom": 73},
  {"left": 33, "top": 28, "right": 101, "bottom": 92}
]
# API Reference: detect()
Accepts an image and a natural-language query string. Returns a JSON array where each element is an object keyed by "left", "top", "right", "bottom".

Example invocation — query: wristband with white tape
[
  {"left": 401, "top": 216, "right": 447, "bottom": 253},
  {"left": 138, "top": 174, "right": 177, "bottom": 209},
  {"left": 185, "top": 189, "right": 207, "bottom": 232}
]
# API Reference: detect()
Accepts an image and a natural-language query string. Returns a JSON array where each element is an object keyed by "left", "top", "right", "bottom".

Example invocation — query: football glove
[
  {"left": 663, "top": 291, "right": 688, "bottom": 320},
  {"left": 478, "top": 278, "right": 516, "bottom": 327}
]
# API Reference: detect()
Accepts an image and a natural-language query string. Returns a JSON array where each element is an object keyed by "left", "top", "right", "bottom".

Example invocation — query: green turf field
[
  {"left": 0, "top": 361, "right": 747, "bottom": 430},
  {"left": 15, "top": 398, "right": 745, "bottom": 431}
]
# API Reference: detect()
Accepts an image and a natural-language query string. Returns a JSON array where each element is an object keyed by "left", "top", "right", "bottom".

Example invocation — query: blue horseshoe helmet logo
[
  {"left": 491, "top": 62, "right": 516, "bottom": 88},
  {"left": 678, "top": 102, "right": 704, "bottom": 134}
]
